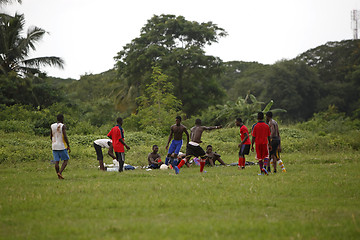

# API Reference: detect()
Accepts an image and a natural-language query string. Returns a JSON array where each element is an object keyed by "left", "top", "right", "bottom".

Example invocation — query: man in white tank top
[{"left": 50, "top": 114, "right": 71, "bottom": 179}]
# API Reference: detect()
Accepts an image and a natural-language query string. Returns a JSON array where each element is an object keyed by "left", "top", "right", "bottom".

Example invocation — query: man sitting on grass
[
  {"left": 205, "top": 145, "right": 226, "bottom": 166},
  {"left": 147, "top": 145, "right": 164, "bottom": 169}
]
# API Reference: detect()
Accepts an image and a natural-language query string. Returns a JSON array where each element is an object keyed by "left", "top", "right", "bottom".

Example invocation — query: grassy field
[
  {"left": 0, "top": 125, "right": 360, "bottom": 240},
  {"left": 0, "top": 151, "right": 359, "bottom": 240}
]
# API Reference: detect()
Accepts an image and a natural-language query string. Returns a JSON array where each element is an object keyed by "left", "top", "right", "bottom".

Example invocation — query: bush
[{"left": 0, "top": 120, "right": 35, "bottom": 134}]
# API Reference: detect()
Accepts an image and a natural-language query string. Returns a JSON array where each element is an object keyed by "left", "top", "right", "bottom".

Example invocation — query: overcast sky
[{"left": 2, "top": 0, "right": 360, "bottom": 79}]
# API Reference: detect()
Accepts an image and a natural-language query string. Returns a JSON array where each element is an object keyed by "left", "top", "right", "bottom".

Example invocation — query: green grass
[
  {"left": 1, "top": 126, "right": 360, "bottom": 239},
  {"left": 1, "top": 153, "right": 359, "bottom": 240}
]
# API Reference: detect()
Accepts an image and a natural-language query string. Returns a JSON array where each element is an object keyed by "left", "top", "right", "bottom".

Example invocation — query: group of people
[
  {"left": 50, "top": 112, "right": 285, "bottom": 179},
  {"left": 236, "top": 111, "right": 286, "bottom": 175}
]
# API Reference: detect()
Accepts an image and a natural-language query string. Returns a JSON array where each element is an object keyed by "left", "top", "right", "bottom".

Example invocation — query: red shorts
[{"left": 255, "top": 144, "right": 269, "bottom": 160}]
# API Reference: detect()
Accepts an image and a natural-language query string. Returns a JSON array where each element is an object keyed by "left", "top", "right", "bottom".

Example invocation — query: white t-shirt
[
  {"left": 51, "top": 122, "right": 67, "bottom": 150},
  {"left": 94, "top": 139, "right": 112, "bottom": 148}
]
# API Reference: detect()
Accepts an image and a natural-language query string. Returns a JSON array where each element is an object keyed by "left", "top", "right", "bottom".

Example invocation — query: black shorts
[
  {"left": 94, "top": 143, "right": 104, "bottom": 161},
  {"left": 269, "top": 139, "right": 280, "bottom": 156},
  {"left": 239, "top": 144, "right": 250, "bottom": 157},
  {"left": 186, "top": 144, "right": 206, "bottom": 158}
]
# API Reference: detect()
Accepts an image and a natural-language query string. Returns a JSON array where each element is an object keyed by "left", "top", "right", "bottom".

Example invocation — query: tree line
[{"left": 1, "top": 4, "right": 359, "bottom": 133}]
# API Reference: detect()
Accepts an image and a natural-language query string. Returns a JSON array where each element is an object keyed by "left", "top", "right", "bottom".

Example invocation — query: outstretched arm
[{"left": 205, "top": 125, "right": 222, "bottom": 131}]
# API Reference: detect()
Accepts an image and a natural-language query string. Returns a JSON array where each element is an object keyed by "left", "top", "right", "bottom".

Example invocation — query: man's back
[
  {"left": 108, "top": 126, "right": 124, "bottom": 152},
  {"left": 190, "top": 125, "right": 205, "bottom": 143},
  {"left": 51, "top": 122, "right": 66, "bottom": 150},
  {"left": 252, "top": 121, "right": 270, "bottom": 145},
  {"left": 268, "top": 119, "right": 280, "bottom": 139}
]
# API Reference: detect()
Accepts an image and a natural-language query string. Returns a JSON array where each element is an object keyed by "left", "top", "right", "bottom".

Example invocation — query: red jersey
[
  {"left": 240, "top": 125, "right": 251, "bottom": 145},
  {"left": 251, "top": 121, "right": 270, "bottom": 145},
  {"left": 107, "top": 125, "right": 125, "bottom": 152}
]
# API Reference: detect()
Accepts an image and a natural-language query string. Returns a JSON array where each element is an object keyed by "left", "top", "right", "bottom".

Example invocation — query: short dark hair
[
  {"left": 57, "top": 114, "right": 64, "bottom": 122},
  {"left": 152, "top": 145, "right": 158, "bottom": 149},
  {"left": 116, "top": 117, "right": 123, "bottom": 124},
  {"left": 266, "top": 111, "right": 273, "bottom": 118},
  {"left": 207, "top": 145, "right": 212, "bottom": 149},
  {"left": 257, "top": 112, "right": 264, "bottom": 120},
  {"left": 176, "top": 116, "right": 182, "bottom": 121},
  {"left": 236, "top": 118, "right": 243, "bottom": 123},
  {"left": 195, "top": 119, "right": 201, "bottom": 125}
]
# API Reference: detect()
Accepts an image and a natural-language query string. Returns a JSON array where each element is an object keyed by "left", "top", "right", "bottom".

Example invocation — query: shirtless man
[
  {"left": 178, "top": 119, "right": 222, "bottom": 173},
  {"left": 165, "top": 116, "right": 189, "bottom": 174},
  {"left": 205, "top": 145, "right": 226, "bottom": 166},
  {"left": 266, "top": 111, "right": 285, "bottom": 173},
  {"left": 147, "top": 145, "right": 164, "bottom": 169}
]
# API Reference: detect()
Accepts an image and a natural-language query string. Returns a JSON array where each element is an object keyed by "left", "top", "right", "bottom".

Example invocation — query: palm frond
[{"left": 22, "top": 56, "right": 64, "bottom": 69}]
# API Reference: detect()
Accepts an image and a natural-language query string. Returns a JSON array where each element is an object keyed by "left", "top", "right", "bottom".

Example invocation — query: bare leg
[
  {"left": 217, "top": 157, "right": 226, "bottom": 165},
  {"left": 99, "top": 160, "right": 105, "bottom": 171},
  {"left": 58, "top": 160, "right": 68, "bottom": 178},
  {"left": 208, "top": 157, "right": 215, "bottom": 167},
  {"left": 55, "top": 162, "right": 60, "bottom": 173}
]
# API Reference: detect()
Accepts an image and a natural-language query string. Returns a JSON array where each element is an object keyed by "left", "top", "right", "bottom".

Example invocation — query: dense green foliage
[
  {"left": 295, "top": 40, "right": 360, "bottom": 114},
  {"left": 114, "top": 14, "right": 227, "bottom": 115},
  {"left": 1, "top": 105, "right": 359, "bottom": 165}
]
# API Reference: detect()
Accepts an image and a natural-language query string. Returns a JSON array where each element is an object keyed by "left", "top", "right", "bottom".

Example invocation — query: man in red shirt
[
  {"left": 107, "top": 117, "right": 130, "bottom": 172},
  {"left": 236, "top": 118, "right": 251, "bottom": 170},
  {"left": 251, "top": 112, "right": 271, "bottom": 175}
]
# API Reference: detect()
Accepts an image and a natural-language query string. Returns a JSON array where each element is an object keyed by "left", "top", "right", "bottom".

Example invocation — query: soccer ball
[{"left": 160, "top": 164, "right": 169, "bottom": 170}]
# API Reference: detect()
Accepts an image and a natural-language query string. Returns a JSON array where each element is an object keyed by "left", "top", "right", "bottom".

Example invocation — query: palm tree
[
  {"left": 0, "top": 0, "right": 22, "bottom": 5},
  {"left": 0, "top": 12, "right": 64, "bottom": 76}
]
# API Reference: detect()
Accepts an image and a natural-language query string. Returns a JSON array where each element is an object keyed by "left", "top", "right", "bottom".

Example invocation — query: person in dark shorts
[
  {"left": 236, "top": 118, "right": 251, "bottom": 169},
  {"left": 93, "top": 139, "right": 116, "bottom": 171},
  {"left": 177, "top": 119, "right": 222, "bottom": 173},
  {"left": 147, "top": 145, "right": 164, "bottom": 169},
  {"left": 205, "top": 145, "right": 226, "bottom": 166},
  {"left": 107, "top": 117, "right": 130, "bottom": 172},
  {"left": 266, "top": 111, "right": 286, "bottom": 173}
]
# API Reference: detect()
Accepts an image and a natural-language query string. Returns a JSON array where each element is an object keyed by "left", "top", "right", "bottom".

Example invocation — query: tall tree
[
  {"left": 114, "top": 14, "right": 227, "bottom": 115},
  {"left": 126, "top": 66, "right": 183, "bottom": 135},
  {"left": 0, "top": 13, "right": 64, "bottom": 76}
]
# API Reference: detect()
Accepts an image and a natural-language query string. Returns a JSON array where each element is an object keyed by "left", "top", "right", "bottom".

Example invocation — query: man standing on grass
[
  {"left": 266, "top": 111, "right": 286, "bottom": 173},
  {"left": 107, "top": 117, "right": 130, "bottom": 172},
  {"left": 236, "top": 118, "right": 251, "bottom": 170},
  {"left": 165, "top": 116, "right": 189, "bottom": 174},
  {"left": 50, "top": 114, "right": 71, "bottom": 179},
  {"left": 178, "top": 119, "right": 222, "bottom": 173},
  {"left": 251, "top": 112, "right": 271, "bottom": 175}
]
